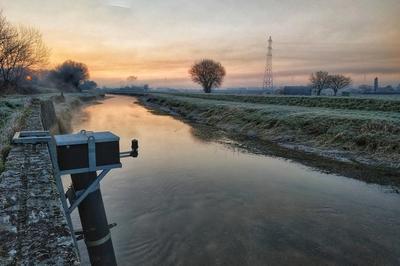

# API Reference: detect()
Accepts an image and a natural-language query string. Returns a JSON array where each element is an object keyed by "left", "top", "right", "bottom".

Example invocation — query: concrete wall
[
  {"left": 0, "top": 99, "right": 79, "bottom": 265},
  {"left": 40, "top": 100, "right": 59, "bottom": 133}
]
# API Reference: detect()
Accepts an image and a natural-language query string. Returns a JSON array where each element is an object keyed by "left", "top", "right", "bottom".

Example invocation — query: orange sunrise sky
[{"left": 1, "top": 0, "right": 399, "bottom": 88}]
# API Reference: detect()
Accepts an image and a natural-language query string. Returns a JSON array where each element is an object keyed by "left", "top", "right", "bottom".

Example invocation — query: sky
[{"left": 1, "top": 0, "right": 399, "bottom": 88}]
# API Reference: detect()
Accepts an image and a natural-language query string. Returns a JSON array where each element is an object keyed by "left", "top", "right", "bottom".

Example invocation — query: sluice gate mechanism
[{"left": 13, "top": 130, "right": 139, "bottom": 266}]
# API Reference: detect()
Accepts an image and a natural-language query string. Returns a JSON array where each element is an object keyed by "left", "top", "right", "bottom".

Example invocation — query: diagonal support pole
[{"left": 67, "top": 169, "right": 110, "bottom": 214}]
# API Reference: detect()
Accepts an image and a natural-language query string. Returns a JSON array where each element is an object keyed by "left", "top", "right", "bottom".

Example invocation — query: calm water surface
[{"left": 71, "top": 95, "right": 400, "bottom": 265}]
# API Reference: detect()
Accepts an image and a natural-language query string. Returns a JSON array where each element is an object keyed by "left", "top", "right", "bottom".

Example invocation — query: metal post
[
  {"left": 48, "top": 139, "right": 80, "bottom": 257},
  {"left": 71, "top": 172, "right": 117, "bottom": 266}
]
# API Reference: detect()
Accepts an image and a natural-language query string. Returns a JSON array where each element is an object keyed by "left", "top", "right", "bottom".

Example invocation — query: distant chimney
[{"left": 374, "top": 77, "right": 379, "bottom": 92}]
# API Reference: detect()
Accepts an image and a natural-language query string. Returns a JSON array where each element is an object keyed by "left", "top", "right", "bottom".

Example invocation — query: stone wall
[{"left": 0, "top": 99, "right": 79, "bottom": 265}]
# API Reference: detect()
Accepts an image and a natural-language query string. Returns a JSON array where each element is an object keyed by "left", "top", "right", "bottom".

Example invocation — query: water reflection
[{"left": 71, "top": 95, "right": 400, "bottom": 265}]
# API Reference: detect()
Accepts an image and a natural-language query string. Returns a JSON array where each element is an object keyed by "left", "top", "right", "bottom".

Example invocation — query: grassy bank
[
  {"left": 142, "top": 93, "right": 400, "bottom": 171},
  {"left": 0, "top": 97, "right": 32, "bottom": 172},
  {"left": 51, "top": 92, "right": 104, "bottom": 133},
  {"left": 165, "top": 93, "right": 400, "bottom": 112}
]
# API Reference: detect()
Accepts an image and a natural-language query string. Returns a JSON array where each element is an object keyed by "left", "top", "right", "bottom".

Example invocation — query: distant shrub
[
  {"left": 79, "top": 80, "right": 97, "bottom": 91},
  {"left": 50, "top": 60, "right": 89, "bottom": 92}
]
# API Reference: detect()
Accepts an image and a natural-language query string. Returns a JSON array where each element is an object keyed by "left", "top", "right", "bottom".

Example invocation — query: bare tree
[
  {"left": 0, "top": 12, "right": 49, "bottom": 91},
  {"left": 329, "top": 74, "right": 352, "bottom": 96},
  {"left": 189, "top": 59, "right": 226, "bottom": 93},
  {"left": 0, "top": 12, "right": 16, "bottom": 91},
  {"left": 310, "top": 71, "right": 330, "bottom": 96},
  {"left": 0, "top": 11, "right": 13, "bottom": 45},
  {"left": 51, "top": 60, "right": 89, "bottom": 91},
  {"left": 126, "top": 75, "right": 138, "bottom": 87}
]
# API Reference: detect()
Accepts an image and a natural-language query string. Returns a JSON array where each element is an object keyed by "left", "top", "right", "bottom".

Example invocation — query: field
[
  {"left": 142, "top": 93, "right": 400, "bottom": 170},
  {"left": 165, "top": 92, "right": 400, "bottom": 112}
]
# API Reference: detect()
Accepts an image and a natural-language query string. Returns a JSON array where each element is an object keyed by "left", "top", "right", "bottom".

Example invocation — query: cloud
[{"left": 104, "top": 0, "right": 132, "bottom": 9}]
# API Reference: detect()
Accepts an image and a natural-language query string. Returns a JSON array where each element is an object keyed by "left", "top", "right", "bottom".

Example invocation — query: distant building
[
  {"left": 359, "top": 84, "right": 373, "bottom": 93},
  {"left": 358, "top": 83, "right": 400, "bottom": 95},
  {"left": 374, "top": 77, "right": 379, "bottom": 92},
  {"left": 379, "top": 85, "right": 395, "bottom": 93},
  {"left": 282, "top": 86, "right": 312, "bottom": 96}
]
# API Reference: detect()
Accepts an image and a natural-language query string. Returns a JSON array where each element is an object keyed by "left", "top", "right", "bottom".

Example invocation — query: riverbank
[
  {"left": 0, "top": 91, "right": 104, "bottom": 264},
  {"left": 137, "top": 93, "right": 400, "bottom": 185},
  {"left": 0, "top": 98, "right": 80, "bottom": 265},
  {"left": 0, "top": 92, "right": 104, "bottom": 173},
  {"left": 50, "top": 92, "right": 105, "bottom": 134}
]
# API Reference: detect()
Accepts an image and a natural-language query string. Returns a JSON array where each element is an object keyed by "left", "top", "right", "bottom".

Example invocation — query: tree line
[
  {"left": 309, "top": 71, "right": 352, "bottom": 96},
  {"left": 0, "top": 11, "right": 95, "bottom": 94},
  {"left": 188, "top": 60, "right": 353, "bottom": 96}
]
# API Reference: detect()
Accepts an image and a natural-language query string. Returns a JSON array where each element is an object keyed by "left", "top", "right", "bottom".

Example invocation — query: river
[{"left": 71, "top": 95, "right": 400, "bottom": 265}]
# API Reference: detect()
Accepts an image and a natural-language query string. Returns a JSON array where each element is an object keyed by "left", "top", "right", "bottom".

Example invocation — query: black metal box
[{"left": 54, "top": 131, "right": 120, "bottom": 172}]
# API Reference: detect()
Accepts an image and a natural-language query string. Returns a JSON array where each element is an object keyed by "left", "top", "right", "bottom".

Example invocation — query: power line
[{"left": 263, "top": 35, "right": 273, "bottom": 89}]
